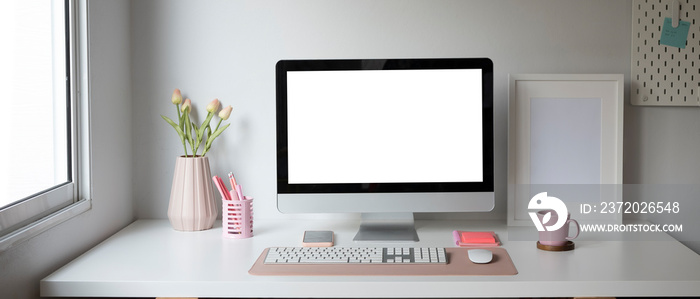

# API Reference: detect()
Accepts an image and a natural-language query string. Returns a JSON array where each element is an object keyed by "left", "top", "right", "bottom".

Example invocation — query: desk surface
[{"left": 41, "top": 219, "right": 700, "bottom": 298}]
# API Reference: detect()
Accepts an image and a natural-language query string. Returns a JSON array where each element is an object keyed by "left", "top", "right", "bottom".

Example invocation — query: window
[{"left": 0, "top": 0, "right": 88, "bottom": 248}]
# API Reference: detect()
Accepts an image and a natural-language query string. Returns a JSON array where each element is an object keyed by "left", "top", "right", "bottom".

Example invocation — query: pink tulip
[
  {"left": 218, "top": 105, "right": 233, "bottom": 120},
  {"left": 180, "top": 98, "right": 192, "bottom": 113},
  {"left": 171, "top": 89, "right": 182, "bottom": 105},
  {"left": 206, "top": 99, "right": 220, "bottom": 113}
]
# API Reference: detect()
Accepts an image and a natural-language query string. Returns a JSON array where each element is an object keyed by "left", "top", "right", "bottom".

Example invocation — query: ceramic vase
[{"left": 168, "top": 156, "right": 217, "bottom": 231}]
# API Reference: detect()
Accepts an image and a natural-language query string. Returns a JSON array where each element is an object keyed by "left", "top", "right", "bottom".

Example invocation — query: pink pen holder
[{"left": 222, "top": 195, "right": 253, "bottom": 239}]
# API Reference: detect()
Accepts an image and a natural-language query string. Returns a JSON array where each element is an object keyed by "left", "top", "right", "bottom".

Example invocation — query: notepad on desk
[{"left": 453, "top": 231, "right": 501, "bottom": 247}]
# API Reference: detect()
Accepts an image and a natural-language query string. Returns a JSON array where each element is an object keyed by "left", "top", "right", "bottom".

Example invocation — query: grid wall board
[{"left": 632, "top": 0, "right": 700, "bottom": 106}]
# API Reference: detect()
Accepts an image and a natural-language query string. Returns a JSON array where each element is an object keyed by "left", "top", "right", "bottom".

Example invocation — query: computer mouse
[{"left": 467, "top": 249, "right": 493, "bottom": 264}]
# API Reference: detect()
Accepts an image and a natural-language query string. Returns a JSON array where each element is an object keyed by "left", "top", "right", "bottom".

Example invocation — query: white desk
[{"left": 41, "top": 219, "right": 700, "bottom": 298}]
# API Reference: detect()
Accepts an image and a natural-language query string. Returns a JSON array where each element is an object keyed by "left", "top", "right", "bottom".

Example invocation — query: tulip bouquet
[{"left": 161, "top": 89, "right": 232, "bottom": 157}]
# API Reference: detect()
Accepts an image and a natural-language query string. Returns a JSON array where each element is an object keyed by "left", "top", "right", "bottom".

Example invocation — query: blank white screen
[{"left": 287, "top": 69, "right": 483, "bottom": 184}]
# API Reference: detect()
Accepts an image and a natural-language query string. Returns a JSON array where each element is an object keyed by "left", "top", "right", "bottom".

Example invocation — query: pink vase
[{"left": 168, "top": 156, "right": 217, "bottom": 231}]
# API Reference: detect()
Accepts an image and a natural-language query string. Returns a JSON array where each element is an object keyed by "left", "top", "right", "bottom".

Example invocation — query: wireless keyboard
[{"left": 263, "top": 247, "right": 447, "bottom": 264}]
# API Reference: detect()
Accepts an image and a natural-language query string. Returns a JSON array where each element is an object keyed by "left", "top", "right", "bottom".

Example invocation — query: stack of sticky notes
[{"left": 452, "top": 230, "right": 500, "bottom": 247}]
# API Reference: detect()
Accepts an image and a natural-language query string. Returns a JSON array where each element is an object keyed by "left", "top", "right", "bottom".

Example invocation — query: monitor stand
[{"left": 353, "top": 212, "right": 419, "bottom": 242}]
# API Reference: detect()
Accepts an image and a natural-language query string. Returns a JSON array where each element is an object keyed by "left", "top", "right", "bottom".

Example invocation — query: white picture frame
[{"left": 507, "top": 74, "right": 624, "bottom": 226}]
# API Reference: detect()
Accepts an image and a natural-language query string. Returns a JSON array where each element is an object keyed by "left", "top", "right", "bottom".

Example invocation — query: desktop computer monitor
[{"left": 276, "top": 58, "right": 494, "bottom": 242}]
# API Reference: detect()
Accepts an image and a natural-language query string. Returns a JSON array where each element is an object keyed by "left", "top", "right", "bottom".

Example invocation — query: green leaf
[
  {"left": 192, "top": 122, "right": 200, "bottom": 140},
  {"left": 184, "top": 113, "right": 193, "bottom": 148},
  {"left": 179, "top": 111, "right": 186, "bottom": 132},
  {"left": 204, "top": 123, "right": 230, "bottom": 150},
  {"left": 192, "top": 121, "right": 201, "bottom": 155},
  {"left": 197, "top": 113, "right": 215, "bottom": 141},
  {"left": 161, "top": 115, "right": 185, "bottom": 140},
  {"left": 162, "top": 114, "right": 188, "bottom": 155}
]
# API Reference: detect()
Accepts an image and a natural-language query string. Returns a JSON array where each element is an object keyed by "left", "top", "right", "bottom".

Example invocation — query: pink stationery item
[
  {"left": 229, "top": 172, "right": 244, "bottom": 201},
  {"left": 228, "top": 172, "right": 237, "bottom": 189},
  {"left": 461, "top": 231, "right": 495, "bottom": 243},
  {"left": 212, "top": 176, "right": 231, "bottom": 201},
  {"left": 229, "top": 186, "right": 241, "bottom": 201},
  {"left": 222, "top": 193, "right": 253, "bottom": 239},
  {"left": 236, "top": 185, "right": 243, "bottom": 200},
  {"left": 453, "top": 231, "right": 501, "bottom": 247}
]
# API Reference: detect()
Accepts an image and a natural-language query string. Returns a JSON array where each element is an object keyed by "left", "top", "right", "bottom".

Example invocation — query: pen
[
  {"left": 220, "top": 176, "right": 233, "bottom": 201},
  {"left": 212, "top": 176, "right": 231, "bottom": 201},
  {"left": 228, "top": 172, "right": 237, "bottom": 188},
  {"left": 229, "top": 172, "right": 244, "bottom": 201},
  {"left": 236, "top": 184, "right": 243, "bottom": 201}
]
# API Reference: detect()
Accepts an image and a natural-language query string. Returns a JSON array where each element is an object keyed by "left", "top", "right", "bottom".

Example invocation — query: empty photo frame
[{"left": 507, "top": 74, "right": 624, "bottom": 226}]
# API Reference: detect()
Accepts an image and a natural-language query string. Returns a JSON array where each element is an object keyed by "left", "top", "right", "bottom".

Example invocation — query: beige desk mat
[{"left": 249, "top": 247, "right": 517, "bottom": 276}]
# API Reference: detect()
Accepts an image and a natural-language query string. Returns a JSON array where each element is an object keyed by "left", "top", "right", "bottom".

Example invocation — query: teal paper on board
[{"left": 660, "top": 17, "right": 690, "bottom": 49}]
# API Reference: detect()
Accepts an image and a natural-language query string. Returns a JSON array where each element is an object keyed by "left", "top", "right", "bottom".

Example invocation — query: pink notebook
[{"left": 452, "top": 230, "right": 501, "bottom": 247}]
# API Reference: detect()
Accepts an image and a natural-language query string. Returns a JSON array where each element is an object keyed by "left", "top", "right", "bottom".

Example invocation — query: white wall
[
  {"left": 130, "top": 0, "right": 699, "bottom": 252},
  {"left": 2, "top": 2, "right": 698, "bottom": 298},
  {"left": 131, "top": 0, "right": 634, "bottom": 222},
  {"left": 2, "top": 1, "right": 695, "bottom": 298},
  {"left": 627, "top": 106, "right": 700, "bottom": 252},
  {"left": 0, "top": 1, "right": 134, "bottom": 298}
]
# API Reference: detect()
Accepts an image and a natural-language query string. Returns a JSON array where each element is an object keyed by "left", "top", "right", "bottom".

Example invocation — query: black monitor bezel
[{"left": 276, "top": 58, "right": 494, "bottom": 194}]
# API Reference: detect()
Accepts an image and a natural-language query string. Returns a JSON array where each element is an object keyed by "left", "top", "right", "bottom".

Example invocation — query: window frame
[{"left": 0, "top": 0, "right": 91, "bottom": 252}]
